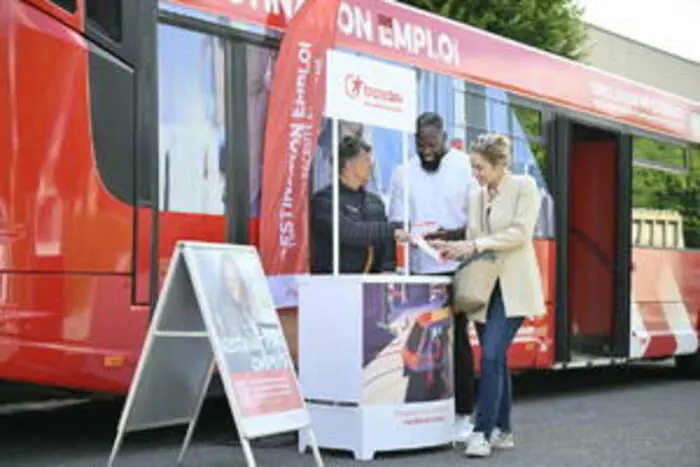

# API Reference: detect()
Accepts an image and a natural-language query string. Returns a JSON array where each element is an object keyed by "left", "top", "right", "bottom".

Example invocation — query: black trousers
[
  {"left": 451, "top": 289, "right": 476, "bottom": 415},
  {"left": 431, "top": 275, "right": 475, "bottom": 415}
]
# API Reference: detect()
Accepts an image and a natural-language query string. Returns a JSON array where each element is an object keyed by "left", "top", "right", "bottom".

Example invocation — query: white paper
[
  {"left": 409, "top": 234, "right": 446, "bottom": 263},
  {"left": 410, "top": 221, "right": 439, "bottom": 237}
]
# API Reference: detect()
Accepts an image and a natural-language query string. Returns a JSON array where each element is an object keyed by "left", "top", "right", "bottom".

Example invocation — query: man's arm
[
  {"left": 423, "top": 227, "right": 466, "bottom": 241},
  {"left": 311, "top": 192, "right": 398, "bottom": 247}
]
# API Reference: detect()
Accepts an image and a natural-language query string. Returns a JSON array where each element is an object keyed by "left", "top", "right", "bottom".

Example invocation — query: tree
[{"left": 399, "top": 0, "right": 588, "bottom": 60}]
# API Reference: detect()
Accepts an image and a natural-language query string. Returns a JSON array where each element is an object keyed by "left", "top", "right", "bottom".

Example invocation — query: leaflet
[{"left": 409, "top": 233, "right": 446, "bottom": 263}]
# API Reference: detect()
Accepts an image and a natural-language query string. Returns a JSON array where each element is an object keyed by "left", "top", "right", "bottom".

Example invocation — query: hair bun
[
  {"left": 471, "top": 133, "right": 511, "bottom": 167},
  {"left": 492, "top": 135, "right": 510, "bottom": 148}
]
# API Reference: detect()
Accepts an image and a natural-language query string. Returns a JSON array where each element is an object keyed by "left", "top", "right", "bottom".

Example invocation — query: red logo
[
  {"left": 345, "top": 74, "right": 364, "bottom": 99},
  {"left": 343, "top": 73, "right": 404, "bottom": 105}
]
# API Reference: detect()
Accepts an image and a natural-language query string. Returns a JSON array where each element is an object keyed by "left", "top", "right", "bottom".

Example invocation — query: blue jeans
[{"left": 474, "top": 283, "right": 523, "bottom": 437}]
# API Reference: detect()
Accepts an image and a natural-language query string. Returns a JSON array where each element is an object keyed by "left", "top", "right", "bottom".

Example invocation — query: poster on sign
[{"left": 183, "top": 244, "right": 307, "bottom": 430}]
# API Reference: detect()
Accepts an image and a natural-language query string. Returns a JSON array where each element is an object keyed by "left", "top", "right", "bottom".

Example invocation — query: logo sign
[{"left": 326, "top": 49, "right": 416, "bottom": 133}]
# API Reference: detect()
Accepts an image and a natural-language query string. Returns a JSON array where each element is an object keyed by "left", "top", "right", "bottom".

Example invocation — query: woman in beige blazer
[{"left": 431, "top": 133, "right": 545, "bottom": 458}]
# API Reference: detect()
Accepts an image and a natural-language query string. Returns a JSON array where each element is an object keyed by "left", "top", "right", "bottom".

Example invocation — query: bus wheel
[{"left": 675, "top": 352, "right": 700, "bottom": 379}]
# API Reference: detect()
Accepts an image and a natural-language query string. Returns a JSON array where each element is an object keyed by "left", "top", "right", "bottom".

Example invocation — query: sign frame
[{"left": 107, "top": 241, "right": 324, "bottom": 467}]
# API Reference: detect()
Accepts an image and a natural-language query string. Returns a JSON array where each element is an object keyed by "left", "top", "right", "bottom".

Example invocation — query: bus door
[{"left": 555, "top": 119, "right": 632, "bottom": 362}]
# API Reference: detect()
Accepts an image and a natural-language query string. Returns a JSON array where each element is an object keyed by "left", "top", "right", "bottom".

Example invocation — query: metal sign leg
[
  {"left": 107, "top": 428, "right": 125, "bottom": 467},
  {"left": 240, "top": 437, "right": 258, "bottom": 467},
  {"left": 305, "top": 427, "right": 325, "bottom": 467},
  {"left": 178, "top": 359, "right": 216, "bottom": 465}
]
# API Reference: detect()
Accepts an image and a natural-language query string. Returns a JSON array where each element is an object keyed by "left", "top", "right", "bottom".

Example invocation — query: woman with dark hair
[{"left": 215, "top": 256, "right": 286, "bottom": 373}]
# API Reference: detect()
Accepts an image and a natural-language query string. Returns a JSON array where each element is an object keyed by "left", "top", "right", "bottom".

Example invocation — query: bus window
[
  {"left": 511, "top": 105, "right": 543, "bottom": 139},
  {"left": 634, "top": 137, "right": 686, "bottom": 169},
  {"left": 687, "top": 145, "right": 700, "bottom": 248},
  {"left": 631, "top": 137, "right": 697, "bottom": 249},
  {"left": 157, "top": 25, "right": 226, "bottom": 215},
  {"left": 456, "top": 83, "right": 553, "bottom": 238},
  {"left": 51, "top": 0, "right": 76, "bottom": 13},
  {"left": 245, "top": 44, "right": 278, "bottom": 221}
]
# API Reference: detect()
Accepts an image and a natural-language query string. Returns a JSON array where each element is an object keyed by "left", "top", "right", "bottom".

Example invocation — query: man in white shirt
[
  {"left": 388, "top": 112, "right": 478, "bottom": 443},
  {"left": 389, "top": 113, "right": 477, "bottom": 273}
]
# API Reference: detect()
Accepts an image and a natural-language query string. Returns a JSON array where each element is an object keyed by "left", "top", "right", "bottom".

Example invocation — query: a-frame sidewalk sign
[{"left": 107, "top": 241, "right": 323, "bottom": 467}]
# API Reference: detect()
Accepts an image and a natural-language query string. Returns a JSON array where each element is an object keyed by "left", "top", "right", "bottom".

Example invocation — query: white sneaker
[
  {"left": 453, "top": 415, "right": 474, "bottom": 444},
  {"left": 464, "top": 432, "right": 492, "bottom": 458},
  {"left": 490, "top": 428, "right": 515, "bottom": 450}
]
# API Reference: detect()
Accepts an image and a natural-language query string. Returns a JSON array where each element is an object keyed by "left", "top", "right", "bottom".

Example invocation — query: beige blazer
[{"left": 466, "top": 173, "right": 546, "bottom": 324}]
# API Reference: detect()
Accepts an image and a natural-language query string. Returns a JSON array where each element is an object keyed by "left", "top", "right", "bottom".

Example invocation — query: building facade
[{"left": 583, "top": 24, "right": 700, "bottom": 102}]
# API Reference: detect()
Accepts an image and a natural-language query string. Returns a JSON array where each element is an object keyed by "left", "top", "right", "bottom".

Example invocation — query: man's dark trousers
[{"left": 429, "top": 272, "right": 475, "bottom": 415}]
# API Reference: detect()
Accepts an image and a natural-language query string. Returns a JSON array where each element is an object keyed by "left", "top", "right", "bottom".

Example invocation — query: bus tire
[{"left": 675, "top": 352, "right": 700, "bottom": 379}]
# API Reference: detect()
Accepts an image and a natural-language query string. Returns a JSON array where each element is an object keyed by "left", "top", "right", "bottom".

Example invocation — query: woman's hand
[
  {"left": 427, "top": 239, "right": 449, "bottom": 250},
  {"left": 423, "top": 228, "right": 448, "bottom": 241},
  {"left": 438, "top": 241, "right": 475, "bottom": 260}
]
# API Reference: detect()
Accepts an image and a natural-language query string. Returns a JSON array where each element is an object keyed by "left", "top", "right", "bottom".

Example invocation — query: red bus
[{"left": 1, "top": 0, "right": 699, "bottom": 395}]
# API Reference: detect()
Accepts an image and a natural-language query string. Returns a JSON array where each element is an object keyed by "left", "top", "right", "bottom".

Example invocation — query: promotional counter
[
  {"left": 297, "top": 275, "right": 454, "bottom": 461},
  {"left": 289, "top": 47, "right": 456, "bottom": 460}
]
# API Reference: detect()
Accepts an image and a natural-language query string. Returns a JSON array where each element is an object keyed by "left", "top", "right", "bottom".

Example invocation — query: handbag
[
  {"left": 452, "top": 250, "right": 501, "bottom": 315},
  {"left": 451, "top": 189, "right": 502, "bottom": 316}
]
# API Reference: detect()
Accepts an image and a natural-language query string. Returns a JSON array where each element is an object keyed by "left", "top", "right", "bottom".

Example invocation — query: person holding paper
[
  {"left": 311, "top": 135, "right": 409, "bottom": 274},
  {"left": 432, "top": 134, "right": 545, "bottom": 458},
  {"left": 388, "top": 112, "right": 479, "bottom": 443}
]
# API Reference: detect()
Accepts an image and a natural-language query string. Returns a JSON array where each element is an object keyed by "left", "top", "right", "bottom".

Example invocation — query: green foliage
[{"left": 399, "top": 0, "right": 588, "bottom": 60}]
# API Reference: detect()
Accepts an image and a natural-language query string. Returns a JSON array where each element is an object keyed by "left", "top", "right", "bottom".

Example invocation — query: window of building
[
  {"left": 631, "top": 138, "right": 698, "bottom": 249},
  {"left": 51, "top": 0, "right": 76, "bottom": 13},
  {"left": 86, "top": 0, "right": 122, "bottom": 42}
]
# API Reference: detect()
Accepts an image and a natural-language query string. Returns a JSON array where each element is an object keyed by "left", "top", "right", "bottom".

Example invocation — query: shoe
[
  {"left": 453, "top": 415, "right": 474, "bottom": 444},
  {"left": 490, "top": 428, "right": 515, "bottom": 450},
  {"left": 464, "top": 432, "right": 491, "bottom": 458}
]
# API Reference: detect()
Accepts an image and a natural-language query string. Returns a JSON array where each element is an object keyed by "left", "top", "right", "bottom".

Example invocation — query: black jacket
[{"left": 311, "top": 184, "right": 398, "bottom": 274}]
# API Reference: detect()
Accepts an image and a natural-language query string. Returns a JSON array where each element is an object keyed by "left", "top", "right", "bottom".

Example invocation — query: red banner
[{"left": 258, "top": 0, "right": 342, "bottom": 276}]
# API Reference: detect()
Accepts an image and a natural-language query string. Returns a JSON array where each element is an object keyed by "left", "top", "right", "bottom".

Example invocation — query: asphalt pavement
[{"left": 0, "top": 363, "right": 698, "bottom": 467}]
